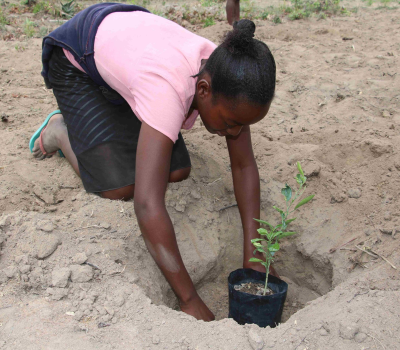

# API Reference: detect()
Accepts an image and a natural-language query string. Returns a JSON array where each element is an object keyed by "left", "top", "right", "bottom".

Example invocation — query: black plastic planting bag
[{"left": 228, "top": 268, "right": 288, "bottom": 328}]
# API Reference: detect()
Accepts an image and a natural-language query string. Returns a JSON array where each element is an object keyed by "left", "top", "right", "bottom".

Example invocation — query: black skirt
[{"left": 48, "top": 47, "right": 191, "bottom": 193}]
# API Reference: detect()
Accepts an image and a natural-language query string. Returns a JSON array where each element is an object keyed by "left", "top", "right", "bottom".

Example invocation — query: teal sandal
[{"left": 29, "top": 110, "right": 65, "bottom": 158}]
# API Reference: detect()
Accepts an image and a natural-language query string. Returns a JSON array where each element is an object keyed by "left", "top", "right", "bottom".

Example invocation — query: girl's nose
[{"left": 226, "top": 125, "right": 243, "bottom": 136}]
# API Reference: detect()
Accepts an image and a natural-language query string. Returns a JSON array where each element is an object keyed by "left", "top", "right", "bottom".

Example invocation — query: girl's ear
[{"left": 197, "top": 79, "right": 211, "bottom": 99}]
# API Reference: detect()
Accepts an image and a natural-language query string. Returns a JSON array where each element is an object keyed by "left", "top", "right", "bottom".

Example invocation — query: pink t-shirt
[{"left": 63, "top": 11, "right": 216, "bottom": 143}]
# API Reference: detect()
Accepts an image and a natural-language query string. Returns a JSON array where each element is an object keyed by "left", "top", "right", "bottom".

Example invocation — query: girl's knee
[
  {"left": 100, "top": 184, "right": 135, "bottom": 201},
  {"left": 169, "top": 167, "right": 191, "bottom": 183}
]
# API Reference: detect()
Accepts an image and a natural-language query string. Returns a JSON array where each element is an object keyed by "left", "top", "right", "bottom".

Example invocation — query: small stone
[
  {"left": 364, "top": 228, "right": 373, "bottom": 236},
  {"left": 3, "top": 266, "right": 18, "bottom": 278},
  {"left": 112, "top": 317, "right": 118, "bottom": 324},
  {"left": 73, "top": 311, "right": 83, "bottom": 321},
  {"left": 354, "top": 332, "right": 367, "bottom": 343},
  {"left": 190, "top": 190, "right": 201, "bottom": 199},
  {"left": 37, "top": 235, "right": 60, "bottom": 259},
  {"left": 52, "top": 267, "right": 71, "bottom": 288},
  {"left": 49, "top": 288, "right": 68, "bottom": 301},
  {"left": 339, "top": 322, "right": 359, "bottom": 340},
  {"left": 21, "top": 275, "right": 29, "bottom": 282},
  {"left": 30, "top": 267, "right": 43, "bottom": 279},
  {"left": 104, "top": 304, "right": 115, "bottom": 316},
  {"left": 70, "top": 265, "right": 93, "bottom": 283},
  {"left": 100, "top": 222, "right": 111, "bottom": 230},
  {"left": 304, "top": 161, "right": 321, "bottom": 178},
  {"left": 0, "top": 271, "right": 8, "bottom": 284},
  {"left": 74, "top": 324, "right": 88, "bottom": 332},
  {"left": 114, "top": 295, "right": 125, "bottom": 307},
  {"left": 96, "top": 305, "right": 107, "bottom": 315},
  {"left": 384, "top": 212, "right": 392, "bottom": 221},
  {"left": 175, "top": 204, "right": 185, "bottom": 212},
  {"left": 320, "top": 328, "right": 329, "bottom": 336},
  {"left": 331, "top": 192, "right": 347, "bottom": 203},
  {"left": 127, "top": 274, "right": 139, "bottom": 284},
  {"left": 248, "top": 329, "right": 264, "bottom": 350},
  {"left": 382, "top": 110, "right": 391, "bottom": 118},
  {"left": 37, "top": 220, "right": 54, "bottom": 232},
  {"left": 15, "top": 254, "right": 28, "bottom": 265},
  {"left": 152, "top": 335, "right": 160, "bottom": 345},
  {"left": 364, "top": 139, "right": 393, "bottom": 157},
  {"left": 380, "top": 227, "right": 394, "bottom": 235},
  {"left": 100, "top": 314, "right": 112, "bottom": 322},
  {"left": 19, "top": 265, "right": 31, "bottom": 274},
  {"left": 72, "top": 252, "right": 88, "bottom": 265},
  {"left": 348, "top": 188, "right": 362, "bottom": 199}
]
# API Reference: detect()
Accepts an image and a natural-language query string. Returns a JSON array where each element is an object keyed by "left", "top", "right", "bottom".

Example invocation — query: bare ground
[{"left": 1, "top": 3, "right": 400, "bottom": 350}]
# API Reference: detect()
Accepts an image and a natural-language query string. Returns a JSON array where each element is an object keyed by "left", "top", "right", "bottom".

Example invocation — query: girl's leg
[
  {"left": 32, "top": 113, "right": 80, "bottom": 176},
  {"left": 33, "top": 115, "right": 191, "bottom": 201},
  {"left": 100, "top": 167, "right": 191, "bottom": 201}
]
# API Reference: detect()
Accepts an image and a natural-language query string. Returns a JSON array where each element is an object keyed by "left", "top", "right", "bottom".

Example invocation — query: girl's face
[
  {"left": 194, "top": 75, "right": 271, "bottom": 137},
  {"left": 198, "top": 97, "right": 271, "bottom": 137}
]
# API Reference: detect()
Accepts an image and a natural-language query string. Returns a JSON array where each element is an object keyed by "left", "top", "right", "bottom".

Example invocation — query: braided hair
[{"left": 199, "top": 19, "right": 276, "bottom": 106}]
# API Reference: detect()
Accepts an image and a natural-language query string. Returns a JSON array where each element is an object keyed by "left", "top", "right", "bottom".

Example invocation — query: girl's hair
[{"left": 200, "top": 19, "right": 276, "bottom": 106}]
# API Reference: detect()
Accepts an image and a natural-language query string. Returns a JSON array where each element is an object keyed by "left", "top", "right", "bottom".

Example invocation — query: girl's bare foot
[
  {"left": 179, "top": 294, "right": 215, "bottom": 322},
  {"left": 32, "top": 113, "right": 67, "bottom": 160}
]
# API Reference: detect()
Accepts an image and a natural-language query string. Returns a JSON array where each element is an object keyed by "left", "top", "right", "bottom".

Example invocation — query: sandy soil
[{"left": 1, "top": 2, "right": 400, "bottom": 349}]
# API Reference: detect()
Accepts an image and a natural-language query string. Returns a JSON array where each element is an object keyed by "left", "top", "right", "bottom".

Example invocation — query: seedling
[
  {"left": 61, "top": 0, "right": 76, "bottom": 18},
  {"left": 249, "top": 162, "right": 315, "bottom": 295}
]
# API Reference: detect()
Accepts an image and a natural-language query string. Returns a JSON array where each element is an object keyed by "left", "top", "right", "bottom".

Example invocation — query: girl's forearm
[
  {"left": 231, "top": 162, "right": 261, "bottom": 263},
  {"left": 135, "top": 205, "right": 197, "bottom": 303}
]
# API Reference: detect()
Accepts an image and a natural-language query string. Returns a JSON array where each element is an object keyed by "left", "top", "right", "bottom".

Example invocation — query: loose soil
[
  {"left": 1, "top": 1, "right": 400, "bottom": 349},
  {"left": 234, "top": 282, "right": 273, "bottom": 296}
]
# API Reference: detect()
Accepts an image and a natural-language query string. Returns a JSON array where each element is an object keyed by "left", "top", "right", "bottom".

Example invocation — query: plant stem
[{"left": 264, "top": 260, "right": 271, "bottom": 296}]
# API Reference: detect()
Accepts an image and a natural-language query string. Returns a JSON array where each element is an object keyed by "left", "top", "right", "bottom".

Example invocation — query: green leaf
[
  {"left": 295, "top": 173, "right": 303, "bottom": 184},
  {"left": 285, "top": 218, "right": 297, "bottom": 225},
  {"left": 297, "top": 161, "right": 304, "bottom": 176},
  {"left": 257, "top": 228, "right": 269, "bottom": 236},
  {"left": 294, "top": 194, "right": 315, "bottom": 210},
  {"left": 253, "top": 242, "right": 263, "bottom": 248},
  {"left": 281, "top": 184, "right": 292, "bottom": 202},
  {"left": 271, "top": 231, "right": 283, "bottom": 239},
  {"left": 273, "top": 206, "right": 286, "bottom": 221},
  {"left": 249, "top": 257, "right": 264, "bottom": 263},
  {"left": 276, "top": 231, "right": 297, "bottom": 240},
  {"left": 251, "top": 238, "right": 265, "bottom": 243},
  {"left": 254, "top": 218, "right": 274, "bottom": 230},
  {"left": 268, "top": 242, "right": 280, "bottom": 252}
]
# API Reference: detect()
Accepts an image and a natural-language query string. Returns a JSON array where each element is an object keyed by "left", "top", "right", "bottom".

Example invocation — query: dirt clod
[
  {"left": 347, "top": 188, "right": 361, "bottom": 199},
  {"left": 339, "top": 322, "right": 360, "bottom": 340},
  {"left": 36, "top": 235, "right": 60, "bottom": 259},
  {"left": 248, "top": 329, "right": 265, "bottom": 350},
  {"left": 70, "top": 265, "right": 93, "bottom": 283},
  {"left": 52, "top": 267, "right": 71, "bottom": 288}
]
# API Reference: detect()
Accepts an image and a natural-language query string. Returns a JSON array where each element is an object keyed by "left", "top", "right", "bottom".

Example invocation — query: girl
[{"left": 30, "top": 3, "right": 276, "bottom": 321}]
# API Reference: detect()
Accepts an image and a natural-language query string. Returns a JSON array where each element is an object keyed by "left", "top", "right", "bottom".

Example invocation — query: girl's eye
[{"left": 225, "top": 123, "right": 235, "bottom": 129}]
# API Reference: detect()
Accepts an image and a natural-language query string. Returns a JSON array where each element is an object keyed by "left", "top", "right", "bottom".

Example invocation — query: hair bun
[
  {"left": 233, "top": 19, "right": 255, "bottom": 39},
  {"left": 224, "top": 19, "right": 256, "bottom": 56}
]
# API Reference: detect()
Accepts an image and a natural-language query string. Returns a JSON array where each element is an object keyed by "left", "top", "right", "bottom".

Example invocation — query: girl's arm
[
  {"left": 226, "top": 126, "right": 266, "bottom": 272},
  {"left": 134, "top": 122, "right": 214, "bottom": 321}
]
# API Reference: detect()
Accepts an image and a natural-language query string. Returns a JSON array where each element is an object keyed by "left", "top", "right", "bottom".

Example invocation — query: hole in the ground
[
  {"left": 194, "top": 241, "right": 333, "bottom": 322},
  {"left": 124, "top": 221, "right": 333, "bottom": 324}
]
